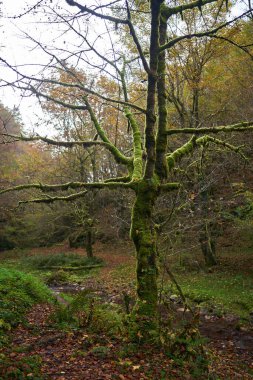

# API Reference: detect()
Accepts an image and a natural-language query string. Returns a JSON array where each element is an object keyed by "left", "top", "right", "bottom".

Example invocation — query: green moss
[
  {"left": 130, "top": 178, "right": 159, "bottom": 339},
  {"left": 167, "top": 156, "right": 175, "bottom": 170},
  {"left": 167, "top": 138, "right": 194, "bottom": 171},
  {"left": 156, "top": 18, "right": 169, "bottom": 180},
  {"left": 84, "top": 97, "right": 131, "bottom": 166},
  {"left": 0, "top": 268, "right": 53, "bottom": 345},
  {"left": 125, "top": 108, "right": 143, "bottom": 181},
  {"left": 196, "top": 135, "right": 247, "bottom": 160}
]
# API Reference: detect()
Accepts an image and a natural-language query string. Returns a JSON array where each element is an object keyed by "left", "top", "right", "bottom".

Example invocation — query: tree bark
[
  {"left": 130, "top": 179, "right": 159, "bottom": 338},
  {"left": 85, "top": 228, "right": 93, "bottom": 258},
  {"left": 199, "top": 222, "right": 217, "bottom": 266}
]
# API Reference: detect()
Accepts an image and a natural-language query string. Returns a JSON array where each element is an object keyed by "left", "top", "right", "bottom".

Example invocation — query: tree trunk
[
  {"left": 85, "top": 228, "right": 93, "bottom": 258},
  {"left": 199, "top": 222, "right": 217, "bottom": 266},
  {"left": 130, "top": 180, "right": 158, "bottom": 338},
  {"left": 198, "top": 171, "right": 217, "bottom": 267}
]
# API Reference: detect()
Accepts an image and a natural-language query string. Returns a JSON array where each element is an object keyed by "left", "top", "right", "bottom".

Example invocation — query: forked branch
[
  {"left": 166, "top": 134, "right": 247, "bottom": 171},
  {"left": 160, "top": 10, "right": 253, "bottom": 52}
]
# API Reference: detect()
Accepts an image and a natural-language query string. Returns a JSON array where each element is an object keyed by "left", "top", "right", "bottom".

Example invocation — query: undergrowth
[
  {"left": 51, "top": 289, "right": 124, "bottom": 335},
  {"left": 173, "top": 271, "right": 253, "bottom": 320},
  {"left": 0, "top": 354, "right": 43, "bottom": 380},
  {"left": 0, "top": 268, "right": 53, "bottom": 345},
  {"left": 20, "top": 252, "right": 103, "bottom": 269}
]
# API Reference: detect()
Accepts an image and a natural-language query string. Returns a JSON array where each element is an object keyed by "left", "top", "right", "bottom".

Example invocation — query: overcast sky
[
  {"left": 1, "top": 1, "right": 56, "bottom": 133},
  {"left": 0, "top": 0, "right": 118, "bottom": 135}
]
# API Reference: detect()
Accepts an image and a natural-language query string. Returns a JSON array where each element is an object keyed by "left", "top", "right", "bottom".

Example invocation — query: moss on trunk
[{"left": 130, "top": 179, "right": 159, "bottom": 339}]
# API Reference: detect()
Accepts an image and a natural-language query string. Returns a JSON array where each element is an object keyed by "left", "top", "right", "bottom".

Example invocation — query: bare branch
[
  {"left": 0, "top": 57, "right": 147, "bottom": 114},
  {"left": 1, "top": 130, "right": 132, "bottom": 167},
  {"left": 65, "top": 0, "right": 128, "bottom": 25},
  {"left": 211, "top": 35, "right": 253, "bottom": 60},
  {"left": 64, "top": 0, "right": 150, "bottom": 74},
  {"left": 6, "top": 0, "right": 45, "bottom": 19},
  {"left": 160, "top": 10, "right": 253, "bottom": 52},
  {"left": 125, "top": 0, "right": 150, "bottom": 75},
  {"left": 1, "top": 132, "right": 114, "bottom": 148},
  {"left": 162, "top": 0, "right": 223, "bottom": 19}
]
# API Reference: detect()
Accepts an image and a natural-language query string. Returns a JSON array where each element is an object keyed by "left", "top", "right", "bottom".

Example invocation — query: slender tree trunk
[
  {"left": 85, "top": 228, "right": 93, "bottom": 258},
  {"left": 199, "top": 221, "right": 217, "bottom": 266},
  {"left": 91, "top": 149, "right": 98, "bottom": 182},
  {"left": 198, "top": 152, "right": 217, "bottom": 267},
  {"left": 130, "top": 180, "right": 158, "bottom": 337}
]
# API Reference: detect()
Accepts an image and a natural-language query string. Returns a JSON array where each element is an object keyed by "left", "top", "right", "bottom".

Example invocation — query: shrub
[
  {"left": 0, "top": 234, "right": 15, "bottom": 251},
  {"left": 0, "top": 354, "right": 43, "bottom": 379},
  {"left": 51, "top": 290, "right": 124, "bottom": 335},
  {"left": 45, "top": 270, "right": 70, "bottom": 285},
  {"left": 21, "top": 253, "right": 103, "bottom": 270}
]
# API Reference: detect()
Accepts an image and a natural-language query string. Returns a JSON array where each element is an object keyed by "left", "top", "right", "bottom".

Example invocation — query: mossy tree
[
  {"left": 68, "top": 201, "right": 96, "bottom": 258},
  {"left": 1, "top": 0, "right": 253, "bottom": 339}
]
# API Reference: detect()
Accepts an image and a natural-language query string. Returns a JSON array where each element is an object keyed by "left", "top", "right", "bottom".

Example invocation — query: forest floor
[{"left": 0, "top": 241, "right": 253, "bottom": 379}]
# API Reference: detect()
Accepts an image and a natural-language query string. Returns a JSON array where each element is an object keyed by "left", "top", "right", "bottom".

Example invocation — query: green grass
[
  {"left": 0, "top": 268, "right": 53, "bottom": 344},
  {"left": 165, "top": 240, "right": 253, "bottom": 320},
  {"left": 1, "top": 238, "right": 253, "bottom": 323},
  {"left": 175, "top": 271, "right": 253, "bottom": 318},
  {"left": 161, "top": 225, "right": 253, "bottom": 320},
  {"left": 0, "top": 268, "right": 52, "bottom": 378},
  {"left": 0, "top": 251, "right": 104, "bottom": 285}
]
